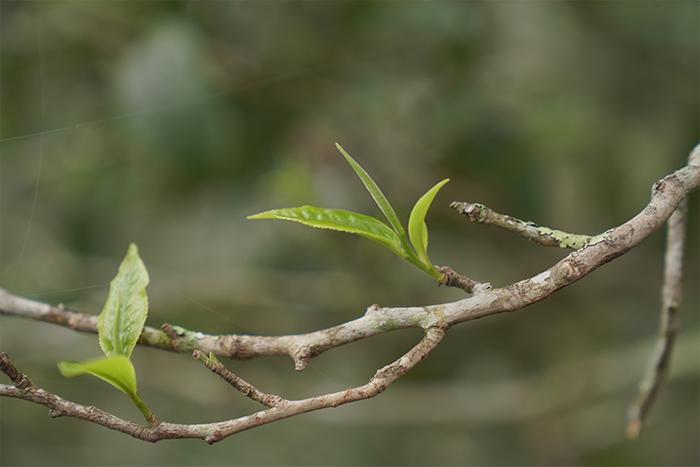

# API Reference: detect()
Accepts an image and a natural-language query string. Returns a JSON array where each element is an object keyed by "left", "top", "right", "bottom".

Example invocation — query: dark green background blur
[{"left": 0, "top": 1, "right": 698, "bottom": 465}]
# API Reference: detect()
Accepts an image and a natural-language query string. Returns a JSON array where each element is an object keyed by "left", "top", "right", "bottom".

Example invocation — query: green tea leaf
[
  {"left": 58, "top": 355, "right": 137, "bottom": 395},
  {"left": 408, "top": 179, "right": 449, "bottom": 271},
  {"left": 421, "top": 221, "right": 429, "bottom": 252},
  {"left": 335, "top": 143, "right": 405, "bottom": 237},
  {"left": 248, "top": 206, "right": 407, "bottom": 259},
  {"left": 97, "top": 243, "right": 150, "bottom": 358},
  {"left": 58, "top": 355, "right": 155, "bottom": 423}
]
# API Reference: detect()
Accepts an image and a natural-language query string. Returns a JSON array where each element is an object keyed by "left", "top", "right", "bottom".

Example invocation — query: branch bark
[
  {"left": 192, "top": 349, "right": 288, "bottom": 408},
  {"left": 626, "top": 197, "right": 688, "bottom": 439},
  {"left": 0, "top": 328, "right": 444, "bottom": 443},
  {"left": 437, "top": 266, "right": 489, "bottom": 294},
  {"left": 1, "top": 144, "right": 698, "bottom": 443},
  {"left": 4, "top": 155, "right": 695, "bottom": 366},
  {"left": 450, "top": 201, "right": 605, "bottom": 249}
]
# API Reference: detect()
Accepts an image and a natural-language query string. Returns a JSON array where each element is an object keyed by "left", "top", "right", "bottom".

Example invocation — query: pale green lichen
[
  {"left": 534, "top": 227, "right": 610, "bottom": 250},
  {"left": 537, "top": 227, "right": 596, "bottom": 250},
  {"left": 430, "top": 305, "right": 447, "bottom": 323},
  {"left": 164, "top": 324, "right": 203, "bottom": 350},
  {"left": 148, "top": 329, "right": 177, "bottom": 348},
  {"left": 374, "top": 318, "right": 403, "bottom": 332},
  {"left": 587, "top": 230, "right": 611, "bottom": 246}
]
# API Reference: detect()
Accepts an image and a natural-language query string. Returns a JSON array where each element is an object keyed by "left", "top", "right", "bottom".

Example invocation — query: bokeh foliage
[{"left": 0, "top": 1, "right": 697, "bottom": 465}]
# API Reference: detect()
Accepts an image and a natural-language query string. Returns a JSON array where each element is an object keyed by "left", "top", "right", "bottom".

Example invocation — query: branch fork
[
  {"left": 437, "top": 266, "right": 490, "bottom": 294},
  {"left": 1, "top": 143, "right": 698, "bottom": 442}
]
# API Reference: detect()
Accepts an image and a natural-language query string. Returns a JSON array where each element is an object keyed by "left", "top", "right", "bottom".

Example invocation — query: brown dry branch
[
  {"left": 437, "top": 265, "right": 488, "bottom": 294},
  {"left": 0, "top": 328, "right": 444, "bottom": 443},
  {"left": 192, "top": 349, "right": 288, "bottom": 408},
  {"left": 450, "top": 201, "right": 606, "bottom": 250},
  {"left": 1, "top": 144, "right": 698, "bottom": 443},
  {"left": 626, "top": 197, "right": 688, "bottom": 439}
]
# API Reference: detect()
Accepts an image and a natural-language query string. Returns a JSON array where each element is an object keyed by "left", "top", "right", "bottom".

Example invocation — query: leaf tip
[
  {"left": 126, "top": 242, "right": 139, "bottom": 256},
  {"left": 335, "top": 142, "right": 351, "bottom": 160},
  {"left": 57, "top": 361, "right": 74, "bottom": 377}
]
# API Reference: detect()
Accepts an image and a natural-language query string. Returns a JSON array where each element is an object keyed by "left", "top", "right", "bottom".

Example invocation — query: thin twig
[
  {"left": 0, "top": 352, "right": 32, "bottom": 389},
  {"left": 1, "top": 144, "right": 699, "bottom": 443},
  {"left": 0, "top": 290, "right": 440, "bottom": 371},
  {"left": 437, "top": 266, "right": 489, "bottom": 294},
  {"left": 0, "top": 328, "right": 443, "bottom": 443},
  {"left": 450, "top": 201, "right": 605, "bottom": 250},
  {"left": 192, "top": 349, "right": 287, "bottom": 408},
  {"left": 0, "top": 156, "right": 698, "bottom": 369},
  {"left": 626, "top": 197, "right": 688, "bottom": 439}
]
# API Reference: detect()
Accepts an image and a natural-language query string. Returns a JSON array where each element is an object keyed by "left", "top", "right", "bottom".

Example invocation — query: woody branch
[{"left": 1, "top": 144, "right": 697, "bottom": 442}]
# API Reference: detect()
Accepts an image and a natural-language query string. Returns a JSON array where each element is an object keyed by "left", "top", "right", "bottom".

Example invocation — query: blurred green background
[{"left": 0, "top": 1, "right": 698, "bottom": 465}]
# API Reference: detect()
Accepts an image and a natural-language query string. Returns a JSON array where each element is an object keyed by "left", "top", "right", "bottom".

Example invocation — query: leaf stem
[{"left": 129, "top": 391, "right": 158, "bottom": 426}]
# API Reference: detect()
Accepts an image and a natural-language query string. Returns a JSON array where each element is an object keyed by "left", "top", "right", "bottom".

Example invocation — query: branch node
[
  {"left": 0, "top": 353, "right": 32, "bottom": 389},
  {"left": 652, "top": 178, "right": 667, "bottom": 195},
  {"left": 437, "top": 266, "right": 481, "bottom": 294},
  {"left": 472, "top": 282, "right": 493, "bottom": 294},
  {"left": 1, "top": 145, "right": 699, "bottom": 444},
  {"left": 161, "top": 323, "right": 181, "bottom": 339},
  {"left": 293, "top": 347, "right": 312, "bottom": 372},
  {"left": 450, "top": 201, "right": 487, "bottom": 223},
  {"left": 162, "top": 322, "right": 197, "bottom": 352}
]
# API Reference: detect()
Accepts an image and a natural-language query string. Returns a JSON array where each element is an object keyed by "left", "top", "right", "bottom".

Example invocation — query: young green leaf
[
  {"left": 335, "top": 143, "right": 405, "bottom": 237},
  {"left": 97, "top": 243, "right": 150, "bottom": 358},
  {"left": 421, "top": 221, "right": 429, "bottom": 253},
  {"left": 58, "top": 355, "right": 154, "bottom": 423},
  {"left": 248, "top": 206, "right": 408, "bottom": 259},
  {"left": 408, "top": 179, "right": 450, "bottom": 272},
  {"left": 58, "top": 355, "right": 138, "bottom": 395}
]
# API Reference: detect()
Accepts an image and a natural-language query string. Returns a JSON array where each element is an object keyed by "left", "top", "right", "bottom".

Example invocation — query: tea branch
[
  {"left": 0, "top": 328, "right": 444, "bottom": 443},
  {"left": 192, "top": 349, "right": 288, "bottom": 408},
  {"left": 1, "top": 144, "right": 698, "bottom": 442},
  {"left": 450, "top": 201, "right": 606, "bottom": 249},
  {"left": 626, "top": 197, "right": 688, "bottom": 439}
]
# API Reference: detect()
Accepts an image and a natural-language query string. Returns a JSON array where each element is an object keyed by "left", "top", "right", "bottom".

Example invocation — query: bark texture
[{"left": 1, "top": 144, "right": 698, "bottom": 443}]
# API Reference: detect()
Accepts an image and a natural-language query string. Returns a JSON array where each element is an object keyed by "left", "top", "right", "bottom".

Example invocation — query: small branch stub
[
  {"left": 437, "top": 266, "right": 483, "bottom": 294},
  {"left": 0, "top": 143, "right": 698, "bottom": 444},
  {"left": 0, "top": 329, "right": 444, "bottom": 444},
  {"left": 0, "top": 352, "right": 32, "bottom": 389},
  {"left": 450, "top": 201, "right": 603, "bottom": 250}
]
